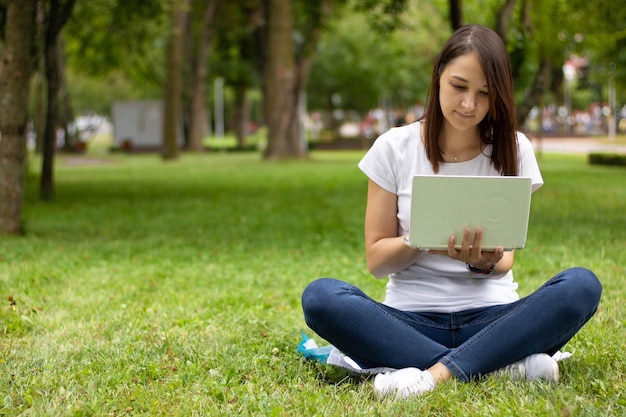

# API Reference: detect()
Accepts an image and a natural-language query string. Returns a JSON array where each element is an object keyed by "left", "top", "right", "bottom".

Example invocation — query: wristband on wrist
[{"left": 466, "top": 262, "right": 496, "bottom": 276}]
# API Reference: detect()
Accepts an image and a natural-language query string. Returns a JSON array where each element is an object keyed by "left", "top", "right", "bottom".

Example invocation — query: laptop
[{"left": 408, "top": 175, "right": 533, "bottom": 251}]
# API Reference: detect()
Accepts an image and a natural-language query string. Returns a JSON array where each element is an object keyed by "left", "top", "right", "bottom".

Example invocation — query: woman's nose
[{"left": 461, "top": 94, "right": 476, "bottom": 110}]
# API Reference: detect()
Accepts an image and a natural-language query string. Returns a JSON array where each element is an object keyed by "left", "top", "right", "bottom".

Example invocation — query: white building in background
[{"left": 112, "top": 100, "right": 183, "bottom": 150}]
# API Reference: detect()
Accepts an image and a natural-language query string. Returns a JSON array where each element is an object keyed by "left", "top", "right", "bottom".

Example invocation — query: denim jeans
[{"left": 301, "top": 267, "right": 601, "bottom": 382}]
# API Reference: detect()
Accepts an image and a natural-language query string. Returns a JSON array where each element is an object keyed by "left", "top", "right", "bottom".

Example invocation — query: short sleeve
[
  {"left": 517, "top": 132, "right": 543, "bottom": 192},
  {"left": 358, "top": 130, "right": 400, "bottom": 194}
]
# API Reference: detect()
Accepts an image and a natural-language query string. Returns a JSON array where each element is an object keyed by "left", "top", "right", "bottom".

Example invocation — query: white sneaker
[
  {"left": 498, "top": 353, "right": 560, "bottom": 383},
  {"left": 374, "top": 367, "right": 436, "bottom": 399}
]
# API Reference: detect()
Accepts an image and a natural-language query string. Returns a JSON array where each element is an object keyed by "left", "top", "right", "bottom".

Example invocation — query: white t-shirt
[{"left": 358, "top": 121, "right": 543, "bottom": 312}]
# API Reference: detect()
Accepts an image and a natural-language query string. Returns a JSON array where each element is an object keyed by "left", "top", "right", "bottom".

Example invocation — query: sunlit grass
[{"left": 1, "top": 151, "right": 624, "bottom": 415}]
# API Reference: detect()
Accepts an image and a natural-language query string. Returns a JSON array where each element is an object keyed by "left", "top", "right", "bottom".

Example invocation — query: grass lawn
[{"left": 1, "top": 150, "right": 624, "bottom": 416}]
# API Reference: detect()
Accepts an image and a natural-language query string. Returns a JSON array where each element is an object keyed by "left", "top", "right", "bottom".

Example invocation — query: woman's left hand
[{"left": 429, "top": 227, "right": 503, "bottom": 268}]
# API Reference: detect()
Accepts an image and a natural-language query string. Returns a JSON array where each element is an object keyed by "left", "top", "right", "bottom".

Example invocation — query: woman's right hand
[
  {"left": 428, "top": 227, "right": 503, "bottom": 267},
  {"left": 428, "top": 227, "right": 514, "bottom": 274}
]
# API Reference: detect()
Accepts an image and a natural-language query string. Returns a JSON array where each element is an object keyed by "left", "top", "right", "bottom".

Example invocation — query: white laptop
[{"left": 408, "top": 175, "right": 533, "bottom": 251}]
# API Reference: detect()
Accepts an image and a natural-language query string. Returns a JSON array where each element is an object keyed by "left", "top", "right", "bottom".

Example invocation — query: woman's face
[{"left": 438, "top": 52, "right": 490, "bottom": 134}]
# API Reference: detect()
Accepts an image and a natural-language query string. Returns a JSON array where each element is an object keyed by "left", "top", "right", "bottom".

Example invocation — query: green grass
[{"left": 1, "top": 151, "right": 625, "bottom": 416}]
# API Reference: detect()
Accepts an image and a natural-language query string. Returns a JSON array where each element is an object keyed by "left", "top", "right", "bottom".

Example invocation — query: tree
[
  {"left": 32, "top": 0, "right": 47, "bottom": 153},
  {"left": 453, "top": 0, "right": 566, "bottom": 123},
  {"left": 494, "top": 0, "right": 516, "bottom": 44},
  {"left": 162, "top": 0, "right": 190, "bottom": 160},
  {"left": 186, "top": 0, "right": 221, "bottom": 151},
  {"left": 0, "top": 0, "right": 36, "bottom": 234},
  {"left": 64, "top": 0, "right": 170, "bottom": 119},
  {"left": 263, "top": 0, "right": 350, "bottom": 158},
  {"left": 565, "top": 0, "right": 626, "bottom": 96},
  {"left": 65, "top": 0, "right": 169, "bottom": 87},
  {"left": 512, "top": 0, "right": 559, "bottom": 123},
  {"left": 289, "top": 0, "right": 333, "bottom": 149},
  {"left": 263, "top": 0, "right": 306, "bottom": 158},
  {"left": 263, "top": 0, "right": 302, "bottom": 158},
  {"left": 308, "top": 1, "right": 446, "bottom": 114},
  {"left": 462, "top": 0, "right": 626, "bottom": 124},
  {"left": 40, "top": 0, "right": 76, "bottom": 200},
  {"left": 212, "top": 0, "right": 266, "bottom": 149},
  {"left": 57, "top": 34, "right": 78, "bottom": 152},
  {"left": 449, "top": 0, "right": 463, "bottom": 30},
  {"left": 212, "top": 0, "right": 340, "bottom": 158}
]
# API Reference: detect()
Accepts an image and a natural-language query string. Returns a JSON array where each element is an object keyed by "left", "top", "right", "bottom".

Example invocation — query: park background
[{"left": 1, "top": 0, "right": 625, "bottom": 415}]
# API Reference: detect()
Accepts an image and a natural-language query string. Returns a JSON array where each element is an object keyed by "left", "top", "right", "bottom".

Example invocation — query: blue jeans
[{"left": 301, "top": 267, "right": 601, "bottom": 382}]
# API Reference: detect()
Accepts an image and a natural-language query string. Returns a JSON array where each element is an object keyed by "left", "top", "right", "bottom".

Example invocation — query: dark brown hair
[{"left": 422, "top": 25, "right": 519, "bottom": 175}]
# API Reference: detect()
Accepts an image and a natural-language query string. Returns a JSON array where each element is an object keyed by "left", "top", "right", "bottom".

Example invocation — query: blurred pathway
[{"left": 532, "top": 136, "right": 626, "bottom": 154}]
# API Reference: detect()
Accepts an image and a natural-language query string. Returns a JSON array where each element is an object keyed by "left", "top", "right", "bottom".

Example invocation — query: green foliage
[
  {"left": 352, "top": 0, "right": 409, "bottom": 32},
  {"left": 307, "top": 0, "right": 448, "bottom": 112},
  {"left": 66, "top": 68, "right": 161, "bottom": 116},
  {"left": 64, "top": 0, "right": 169, "bottom": 86},
  {"left": 0, "top": 151, "right": 624, "bottom": 415},
  {"left": 59, "top": 0, "right": 626, "bottom": 123},
  {"left": 62, "top": 0, "right": 173, "bottom": 115},
  {"left": 566, "top": 0, "right": 626, "bottom": 87},
  {"left": 210, "top": 0, "right": 262, "bottom": 88}
]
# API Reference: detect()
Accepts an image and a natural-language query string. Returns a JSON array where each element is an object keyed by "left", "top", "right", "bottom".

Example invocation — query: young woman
[{"left": 301, "top": 25, "right": 602, "bottom": 399}]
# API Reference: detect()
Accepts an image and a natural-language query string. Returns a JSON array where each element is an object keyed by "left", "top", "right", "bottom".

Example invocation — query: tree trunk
[
  {"left": 188, "top": 0, "right": 220, "bottom": 152},
  {"left": 33, "top": 71, "right": 47, "bottom": 153},
  {"left": 282, "top": 45, "right": 316, "bottom": 155},
  {"left": 287, "top": 0, "right": 331, "bottom": 157},
  {"left": 34, "top": 0, "right": 47, "bottom": 153},
  {"left": 449, "top": 0, "right": 463, "bottom": 30},
  {"left": 0, "top": 0, "right": 36, "bottom": 234},
  {"left": 232, "top": 84, "right": 250, "bottom": 148},
  {"left": 40, "top": 0, "right": 76, "bottom": 200},
  {"left": 40, "top": 24, "right": 61, "bottom": 200},
  {"left": 263, "top": 0, "right": 303, "bottom": 159},
  {"left": 495, "top": 0, "right": 517, "bottom": 44},
  {"left": 162, "top": 0, "right": 190, "bottom": 160},
  {"left": 516, "top": 57, "right": 553, "bottom": 124},
  {"left": 57, "top": 35, "right": 77, "bottom": 152}
]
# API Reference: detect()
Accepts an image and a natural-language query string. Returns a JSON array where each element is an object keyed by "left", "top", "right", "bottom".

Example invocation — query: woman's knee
[
  {"left": 558, "top": 267, "right": 602, "bottom": 312},
  {"left": 301, "top": 278, "right": 344, "bottom": 319}
]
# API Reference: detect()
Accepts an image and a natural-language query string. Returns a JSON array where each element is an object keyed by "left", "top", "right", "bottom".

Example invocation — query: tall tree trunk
[
  {"left": 449, "top": 0, "right": 463, "bottom": 30},
  {"left": 34, "top": 0, "right": 46, "bottom": 153},
  {"left": 516, "top": 57, "right": 553, "bottom": 124},
  {"left": 287, "top": 0, "right": 332, "bottom": 156},
  {"left": 495, "top": 0, "right": 517, "bottom": 44},
  {"left": 508, "top": 0, "right": 530, "bottom": 81},
  {"left": 33, "top": 71, "right": 47, "bottom": 153},
  {"left": 57, "top": 35, "right": 77, "bottom": 152},
  {"left": 40, "top": 0, "right": 76, "bottom": 200},
  {"left": 40, "top": 23, "right": 61, "bottom": 199},
  {"left": 263, "top": 0, "right": 302, "bottom": 159},
  {"left": 162, "top": 0, "right": 190, "bottom": 160},
  {"left": 287, "top": 59, "right": 313, "bottom": 155},
  {"left": 188, "top": 0, "right": 220, "bottom": 152},
  {"left": 511, "top": 0, "right": 543, "bottom": 124},
  {"left": 0, "top": 0, "right": 36, "bottom": 234},
  {"left": 232, "top": 84, "right": 250, "bottom": 148}
]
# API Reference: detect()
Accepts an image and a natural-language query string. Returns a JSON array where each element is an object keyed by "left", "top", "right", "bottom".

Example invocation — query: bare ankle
[{"left": 427, "top": 362, "right": 454, "bottom": 383}]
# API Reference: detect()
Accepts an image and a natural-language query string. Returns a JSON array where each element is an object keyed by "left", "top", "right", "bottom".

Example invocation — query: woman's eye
[{"left": 451, "top": 83, "right": 488, "bottom": 96}]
